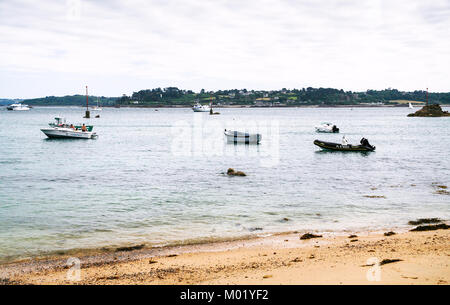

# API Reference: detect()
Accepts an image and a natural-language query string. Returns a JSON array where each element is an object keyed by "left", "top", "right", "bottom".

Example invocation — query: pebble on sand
[{"left": 300, "top": 233, "right": 322, "bottom": 240}]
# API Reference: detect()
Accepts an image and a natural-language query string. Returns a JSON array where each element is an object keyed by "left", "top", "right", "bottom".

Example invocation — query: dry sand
[{"left": 1, "top": 229, "right": 449, "bottom": 285}]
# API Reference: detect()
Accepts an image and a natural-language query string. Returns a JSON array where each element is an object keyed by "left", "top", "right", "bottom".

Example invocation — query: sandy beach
[{"left": 1, "top": 228, "right": 449, "bottom": 285}]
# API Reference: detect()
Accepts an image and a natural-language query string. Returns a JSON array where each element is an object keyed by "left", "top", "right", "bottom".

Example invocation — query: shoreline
[
  {"left": 0, "top": 225, "right": 413, "bottom": 266},
  {"left": 1, "top": 226, "right": 448, "bottom": 285}
]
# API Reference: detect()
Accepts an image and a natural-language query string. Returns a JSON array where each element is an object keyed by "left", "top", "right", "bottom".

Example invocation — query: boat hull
[
  {"left": 315, "top": 128, "right": 339, "bottom": 133},
  {"left": 192, "top": 104, "right": 211, "bottom": 112},
  {"left": 41, "top": 128, "right": 97, "bottom": 139},
  {"left": 225, "top": 131, "right": 261, "bottom": 144},
  {"left": 192, "top": 108, "right": 210, "bottom": 112},
  {"left": 315, "top": 123, "right": 339, "bottom": 133},
  {"left": 314, "top": 140, "right": 375, "bottom": 152},
  {"left": 7, "top": 106, "right": 30, "bottom": 111}
]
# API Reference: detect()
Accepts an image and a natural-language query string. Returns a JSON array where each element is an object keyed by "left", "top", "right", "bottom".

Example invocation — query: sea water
[{"left": 0, "top": 106, "right": 449, "bottom": 262}]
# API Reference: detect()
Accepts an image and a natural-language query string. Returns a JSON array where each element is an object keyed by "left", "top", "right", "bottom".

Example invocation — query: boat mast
[
  {"left": 210, "top": 95, "right": 213, "bottom": 114},
  {"left": 426, "top": 88, "right": 429, "bottom": 107},
  {"left": 85, "top": 85, "right": 90, "bottom": 118}
]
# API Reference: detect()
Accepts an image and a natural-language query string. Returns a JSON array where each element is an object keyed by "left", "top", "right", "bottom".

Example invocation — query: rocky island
[{"left": 408, "top": 104, "right": 450, "bottom": 117}]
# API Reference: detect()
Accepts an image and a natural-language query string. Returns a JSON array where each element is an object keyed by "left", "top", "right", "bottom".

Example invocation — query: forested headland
[{"left": 13, "top": 87, "right": 450, "bottom": 107}]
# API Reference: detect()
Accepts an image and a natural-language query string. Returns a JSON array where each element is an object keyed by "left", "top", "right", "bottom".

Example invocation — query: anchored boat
[
  {"left": 49, "top": 117, "right": 93, "bottom": 132},
  {"left": 315, "top": 122, "right": 339, "bottom": 133},
  {"left": 192, "top": 103, "right": 211, "bottom": 112},
  {"left": 41, "top": 127, "right": 97, "bottom": 139},
  {"left": 224, "top": 129, "right": 261, "bottom": 144},
  {"left": 91, "top": 99, "right": 102, "bottom": 111},
  {"left": 7, "top": 103, "right": 30, "bottom": 111},
  {"left": 314, "top": 138, "right": 375, "bottom": 152}
]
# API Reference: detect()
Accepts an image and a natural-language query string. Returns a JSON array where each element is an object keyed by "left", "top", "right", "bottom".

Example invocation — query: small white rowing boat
[
  {"left": 41, "top": 127, "right": 97, "bottom": 139},
  {"left": 224, "top": 129, "right": 261, "bottom": 144}
]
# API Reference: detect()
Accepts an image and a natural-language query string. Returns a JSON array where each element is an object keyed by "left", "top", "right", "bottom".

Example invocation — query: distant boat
[
  {"left": 7, "top": 103, "right": 30, "bottom": 111},
  {"left": 409, "top": 102, "right": 414, "bottom": 109},
  {"left": 91, "top": 99, "right": 102, "bottom": 111},
  {"left": 192, "top": 103, "right": 211, "bottom": 112},
  {"left": 224, "top": 129, "right": 261, "bottom": 144},
  {"left": 315, "top": 122, "right": 339, "bottom": 133}
]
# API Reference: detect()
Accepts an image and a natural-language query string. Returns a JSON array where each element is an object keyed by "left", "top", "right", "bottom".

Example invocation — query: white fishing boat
[
  {"left": 7, "top": 103, "right": 30, "bottom": 111},
  {"left": 192, "top": 103, "right": 211, "bottom": 112},
  {"left": 48, "top": 117, "right": 94, "bottom": 131},
  {"left": 315, "top": 122, "right": 339, "bottom": 133},
  {"left": 41, "top": 127, "right": 97, "bottom": 139},
  {"left": 224, "top": 129, "right": 261, "bottom": 144},
  {"left": 409, "top": 102, "right": 414, "bottom": 109}
]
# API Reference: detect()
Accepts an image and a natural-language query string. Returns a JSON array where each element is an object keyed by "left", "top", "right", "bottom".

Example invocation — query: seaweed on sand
[
  {"left": 380, "top": 259, "right": 403, "bottom": 266},
  {"left": 116, "top": 244, "right": 145, "bottom": 252}
]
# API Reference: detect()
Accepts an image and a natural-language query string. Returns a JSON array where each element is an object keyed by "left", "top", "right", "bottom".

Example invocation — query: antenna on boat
[{"left": 85, "top": 85, "right": 90, "bottom": 118}]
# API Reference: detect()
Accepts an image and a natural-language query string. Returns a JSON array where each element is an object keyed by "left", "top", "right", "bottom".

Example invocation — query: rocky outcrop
[
  {"left": 227, "top": 168, "right": 246, "bottom": 176},
  {"left": 408, "top": 104, "right": 450, "bottom": 117}
]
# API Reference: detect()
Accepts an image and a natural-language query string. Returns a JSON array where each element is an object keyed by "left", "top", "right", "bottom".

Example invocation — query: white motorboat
[
  {"left": 315, "top": 122, "right": 339, "bottom": 133},
  {"left": 7, "top": 103, "right": 30, "bottom": 111},
  {"left": 224, "top": 129, "right": 261, "bottom": 144},
  {"left": 192, "top": 103, "right": 211, "bottom": 112},
  {"left": 41, "top": 127, "right": 97, "bottom": 139},
  {"left": 48, "top": 117, "right": 94, "bottom": 131}
]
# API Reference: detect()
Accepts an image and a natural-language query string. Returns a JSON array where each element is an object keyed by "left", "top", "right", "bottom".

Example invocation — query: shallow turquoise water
[{"left": 0, "top": 106, "right": 449, "bottom": 262}]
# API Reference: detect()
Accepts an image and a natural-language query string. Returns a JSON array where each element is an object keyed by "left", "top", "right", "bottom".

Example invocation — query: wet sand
[{"left": 1, "top": 229, "right": 449, "bottom": 285}]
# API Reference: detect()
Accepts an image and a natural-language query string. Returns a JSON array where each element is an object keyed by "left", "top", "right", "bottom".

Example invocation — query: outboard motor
[{"left": 361, "top": 138, "right": 374, "bottom": 149}]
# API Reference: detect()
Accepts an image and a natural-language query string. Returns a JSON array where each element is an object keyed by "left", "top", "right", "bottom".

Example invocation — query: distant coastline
[
  {"left": 7, "top": 103, "right": 449, "bottom": 109},
  {"left": 2, "top": 87, "right": 449, "bottom": 108}
]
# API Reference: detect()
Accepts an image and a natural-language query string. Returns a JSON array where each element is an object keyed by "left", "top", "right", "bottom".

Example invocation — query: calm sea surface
[{"left": 0, "top": 106, "right": 449, "bottom": 262}]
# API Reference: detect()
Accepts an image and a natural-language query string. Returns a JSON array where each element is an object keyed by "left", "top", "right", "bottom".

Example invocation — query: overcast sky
[{"left": 1, "top": 0, "right": 449, "bottom": 98}]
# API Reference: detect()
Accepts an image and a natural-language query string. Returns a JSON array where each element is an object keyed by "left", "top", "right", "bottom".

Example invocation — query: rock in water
[
  {"left": 227, "top": 168, "right": 246, "bottom": 176},
  {"left": 408, "top": 218, "right": 442, "bottom": 225},
  {"left": 407, "top": 104, "right": 450, "bottom": 117},
  {"left": 410, "top": 223, "right": 449, "bottom": 232}
]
